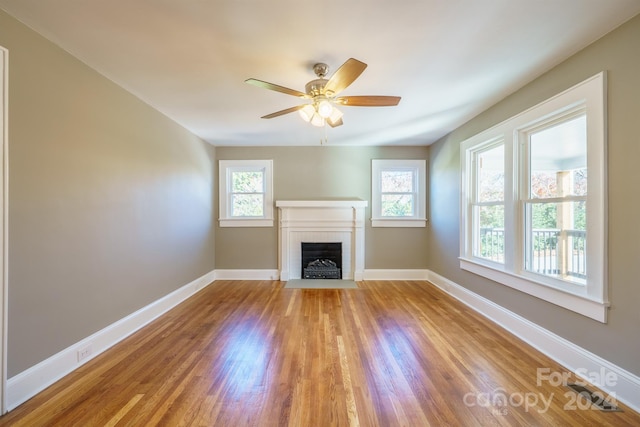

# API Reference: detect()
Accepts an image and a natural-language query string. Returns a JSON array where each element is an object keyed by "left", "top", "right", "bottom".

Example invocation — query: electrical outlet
[{"left": 77, "top": 345, "right": 92, "bottom": 362}]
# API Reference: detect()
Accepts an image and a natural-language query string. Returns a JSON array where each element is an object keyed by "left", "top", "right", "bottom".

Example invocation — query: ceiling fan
[{"left": 245, "top": 58, "right": 401, "bottom": 128}]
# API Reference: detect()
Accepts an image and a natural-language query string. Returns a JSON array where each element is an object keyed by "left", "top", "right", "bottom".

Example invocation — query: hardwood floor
[{"left": 1, "top": 280, "right": 638, "bottom": 426}]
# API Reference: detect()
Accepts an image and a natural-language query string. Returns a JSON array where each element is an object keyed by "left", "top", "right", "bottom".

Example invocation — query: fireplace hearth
[{"left": 301, "top": 242, "right": 342, "bottom": 279}]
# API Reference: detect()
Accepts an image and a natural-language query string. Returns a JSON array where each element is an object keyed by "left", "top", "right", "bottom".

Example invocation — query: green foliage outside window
[
  {"left": 381, "top": 195, "right": 413, "bottom": 216},
  {"left": 381, "top": 170, "right": 414, "bottom": 217},
  {"left": 231, "top": 171, "right": 264, "bottom": 217}
]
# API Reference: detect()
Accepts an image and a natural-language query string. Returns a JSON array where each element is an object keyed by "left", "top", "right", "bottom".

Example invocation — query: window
[
  {"left": 523, "top": 113, "right": 587, "bottom": 284},
  {"left": 372, "top": 159, "right": 426, "bottom": 227},
  {"left": 460, "top": 72, "right": 607, "bottom": 322},
  {"left": 472, "top": 140, "right": 505, "bottom": 263},
  {"left": 219, "top": 160, "right": 273, "bottom": 227}
]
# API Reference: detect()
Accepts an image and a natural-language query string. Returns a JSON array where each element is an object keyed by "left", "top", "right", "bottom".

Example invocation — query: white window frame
[
  {"left": 371, "top": 159, "right": 427, "bottom": 227},
  {"left": 219, "top": 159, "right": 273, "bottom": 227},
  {"left": 460, "top": 72, "right": 608, "bottom": 322},
  {"left": 470, "top": 137, "right": 506, "bottom": 264}
]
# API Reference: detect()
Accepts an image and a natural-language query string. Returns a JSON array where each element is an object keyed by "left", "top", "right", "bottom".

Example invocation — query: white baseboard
[
  {"left": 6, "top": 269, "right": 216, "bottom": 411},
  {"left": 426, "top": 269, "right": 640, "bottom": 413},
  {"left": 214, "top": 269, "right": 280, "bottom": 280},
  {"left": 363, "top": 269, "right": 429, "bottom": 281}
]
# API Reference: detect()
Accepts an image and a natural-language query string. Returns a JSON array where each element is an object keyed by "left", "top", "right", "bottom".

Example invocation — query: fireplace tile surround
[{"left": 276, "top": 200, "right": 367, "bottom": 281}]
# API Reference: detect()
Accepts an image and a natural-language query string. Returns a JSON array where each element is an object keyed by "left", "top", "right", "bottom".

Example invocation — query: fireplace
[
  {"left": 276, "top": 200, "right": 368, "bottom": 281},
  {"left": 301, "top": 242, "right": 342, "bottom": 279}
]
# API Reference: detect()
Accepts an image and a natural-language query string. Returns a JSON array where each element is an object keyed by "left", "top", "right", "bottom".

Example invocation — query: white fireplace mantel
[{"left": 276, "top": 200, "right": 368, "bottom": 281}]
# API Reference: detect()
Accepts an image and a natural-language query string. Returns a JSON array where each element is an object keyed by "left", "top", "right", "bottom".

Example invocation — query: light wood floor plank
[
  {"left": 104, "top": 393, "right": 144, "bottom": 427},
  {"left": 1, "top": 279, "right": 639, "bottom": 426}
]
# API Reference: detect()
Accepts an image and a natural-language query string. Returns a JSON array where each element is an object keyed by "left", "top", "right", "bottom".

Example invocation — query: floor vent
[{"left": 566, "top": 383, "right": 623, "bottom": 412}]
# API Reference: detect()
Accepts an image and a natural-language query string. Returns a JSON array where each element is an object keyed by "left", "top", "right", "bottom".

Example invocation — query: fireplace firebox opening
[{"left": 301, "top": 242, "right": 342, "bottom": 279}]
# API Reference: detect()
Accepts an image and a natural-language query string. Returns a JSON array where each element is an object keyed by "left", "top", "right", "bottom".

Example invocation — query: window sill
[
  {"left": 219, "top": 219, "right": 274, "bottom": 228},
  {"left": 459, "top": 257, "right": 608, "bottom": 323},
  {"left": 371, "top": 218, "right": 427, "bottom": 228}
]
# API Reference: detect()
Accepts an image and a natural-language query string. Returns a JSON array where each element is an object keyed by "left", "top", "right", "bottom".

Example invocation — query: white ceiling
[{"left": 1, "top": 1, "right": 639, "bottom": 147}]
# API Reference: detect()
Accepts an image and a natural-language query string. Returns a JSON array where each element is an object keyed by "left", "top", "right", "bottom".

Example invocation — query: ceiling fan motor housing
[
  {"left": 305, "top": 63, "right": 331, "bottom": 97},
  {"left": 305, "top": 78, "right": 328, "bottom": 97}
]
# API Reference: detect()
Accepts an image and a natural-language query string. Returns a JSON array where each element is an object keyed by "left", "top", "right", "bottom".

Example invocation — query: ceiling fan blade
[
  {"left": 245, "top": 78, "right": 309, "bottom": 98},
  {"left": 323, "top": 58, "right": 367, "bottom": 95},
  {"left": 261, "top": 105, "right": 305, "bottom": 119},
  {"left": 328, "top": 117, "right": 343, "bottom": 128},
  {"left": 335, "top": 96, "right": 401, "bottom": 107}
]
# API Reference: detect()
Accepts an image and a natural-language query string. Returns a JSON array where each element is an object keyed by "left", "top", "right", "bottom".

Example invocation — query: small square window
[
  {"left": 372, "top": 159, "right": 426, "bottom": 227},
  {"left": 219, "top": 160, "right": 273, "bottom": 227},
  {"left": 230, "top": 170, "right": 265, "bottom": 217}
]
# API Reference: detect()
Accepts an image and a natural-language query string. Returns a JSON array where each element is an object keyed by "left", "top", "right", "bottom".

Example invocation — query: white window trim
[
  {"left": 371, "top": 159, "right": 427, "bottom": 227},
  {"left": 460, "top": 72, "right": 608, "bottom": 322},
  {"left": 219, "top": 159, "right": 273, "bottom": 227}
]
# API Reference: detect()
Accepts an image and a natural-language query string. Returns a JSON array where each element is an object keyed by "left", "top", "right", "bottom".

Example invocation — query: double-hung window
[
  {"left": 460, "top": 73, "right": 607, "bottom": 322},
  {"left": 522, "top": 112, "right": 588, "bottom": 284},
  {"left": 219, "top": 160, "right": 273, "bottom": 227},
  {"left": 372, "top": 159, "right": 427, "bottom": 227},
  {"left": 471, "top": 140, "right": 505, "bottom": 264}
]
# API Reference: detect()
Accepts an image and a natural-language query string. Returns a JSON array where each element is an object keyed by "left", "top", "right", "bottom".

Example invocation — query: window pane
[
  {"left": 381, "top": 170, "right": 413, "bottom": 193},
  {"left": 474, "top": 205, "right": 504, "bottom": 263},
  {"left": 525, "top": 201, "right": 586, "bottom": 284},
  {"left": 530, "top": 115, "right": 586, "bottom": 199},
  {"left": 232, "top": 171, "right": 264, "bottom": 193},
  {"left": 478, "top": 145, "right": 504, "bottom": 202},
  {"left": 231, "top": 194, "right": 264, "bottom": 217},
  {"left": 381, "top": 194, "right": 413, "bottom": 216},
  {"left": 573, "top": 168, "right": 587, "bottom": 197}
]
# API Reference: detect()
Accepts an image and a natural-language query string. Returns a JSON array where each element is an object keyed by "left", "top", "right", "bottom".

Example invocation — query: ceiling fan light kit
[
  {"left": 328, "top": 106, "right": 344, "bottom": 124},
  {"left": 297, "top": 97, "right": 344, "bottom": 128},
  {"left": 299, "top": 104, "right": 315, "bottom": 122},
  {"left": 245, "top": 58, "right": 401, "bottom": 128},
  {"left": 317, "top": 99, "right": 333, "bottom": 118}
]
